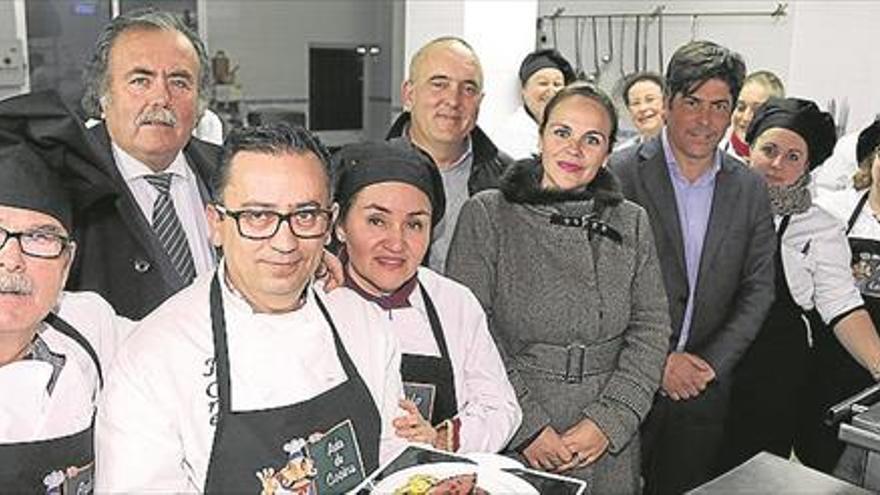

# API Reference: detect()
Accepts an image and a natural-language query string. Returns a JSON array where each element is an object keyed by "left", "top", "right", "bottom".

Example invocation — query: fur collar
[{"left": 500, "top": 158, "right": 624, "bottom": 206}]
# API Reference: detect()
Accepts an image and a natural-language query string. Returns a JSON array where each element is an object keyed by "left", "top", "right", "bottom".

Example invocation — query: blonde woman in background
[{"left": 721, "top": 70, "right": 785, "bottom": 162}]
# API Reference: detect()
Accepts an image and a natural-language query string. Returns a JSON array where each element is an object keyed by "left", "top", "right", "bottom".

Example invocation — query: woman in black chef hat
[
  {"left": 720, "top": 98, "right": 880, "bottom": 475},
  {"left": 327, "top": 141, "right": 521, "bottom": 454}
]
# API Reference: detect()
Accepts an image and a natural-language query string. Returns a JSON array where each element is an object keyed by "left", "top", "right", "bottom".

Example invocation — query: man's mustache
[
  {"left": 0, "top": 273, "right": 33, "bottom": 295},
  {"left": 136, "top": 107, "right": 178, "bottom": 127}
]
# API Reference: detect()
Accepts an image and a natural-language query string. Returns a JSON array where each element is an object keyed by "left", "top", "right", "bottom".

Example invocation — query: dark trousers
[
  {"left": 641, "top": 381, "right": 731, "bottom": 495},
  {"left": 719, "top": 319, "right": 810, "bottom": 473}
]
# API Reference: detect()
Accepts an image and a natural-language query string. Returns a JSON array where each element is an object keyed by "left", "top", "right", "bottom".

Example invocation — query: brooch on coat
[{"left": 549, "top": 214, "right": 622, "bottom": 244}]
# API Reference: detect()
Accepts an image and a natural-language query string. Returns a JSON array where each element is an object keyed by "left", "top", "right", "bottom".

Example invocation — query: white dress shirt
[
  {"left": 325, "top": 267, "right": 521, "bottom": 454},
  {"left": 0, "top": 292, "right": 133, "bottom": 443},
  {"left": 96, "top": 262, "right": 406, "bottom": 493},
  {"left": 111, "top": 143, "right": 214, "bottom": 277}
]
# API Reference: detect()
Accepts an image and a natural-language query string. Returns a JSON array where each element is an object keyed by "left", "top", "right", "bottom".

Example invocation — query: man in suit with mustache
[{"left": 69, "top": 8, "right": 220, "bottom": 319}]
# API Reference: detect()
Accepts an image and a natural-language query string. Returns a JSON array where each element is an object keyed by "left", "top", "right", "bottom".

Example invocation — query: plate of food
[{"left": 371, "top": 462, "right": 538, "bottom": 494}]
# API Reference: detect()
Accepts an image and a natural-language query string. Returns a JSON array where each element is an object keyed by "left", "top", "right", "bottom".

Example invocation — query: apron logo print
[
  {"left": 853, "top": 252, "right": 880, "bottom": 298},
  {"left": 43, "top": 462, "right": 93, "bottom": 495},
  {"left": 256, "top": 437, "right": 318, "bottom": 495}
]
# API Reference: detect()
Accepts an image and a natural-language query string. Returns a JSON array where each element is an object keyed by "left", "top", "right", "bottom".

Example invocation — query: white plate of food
[{"left": 371, "top": 461, "right": 538, "bottom": 494}]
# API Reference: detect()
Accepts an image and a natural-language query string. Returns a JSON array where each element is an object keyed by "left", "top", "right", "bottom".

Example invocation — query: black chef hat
[
  {"left": 857, "top": 119, "right": 880, "bottom": 165},
  {"left": 519, "top": 49, "right": 576, "bottom": 87},
  {"left": 333, "top": 141, "right": 446, "bottom": 226},
  {"left": 0, "top": 143, "right": 72, "bottom": 233},
  {"left": 745, "top": 97, "right": 837, "bottom": 169}
]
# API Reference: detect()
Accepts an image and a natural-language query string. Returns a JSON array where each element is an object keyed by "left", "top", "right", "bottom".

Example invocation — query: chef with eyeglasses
[
  {"left": 0, "top": 143, "right": 132, "bottom": 494},
  {"left": 96, "top": 124, "right": 406, "bottom": 494}
]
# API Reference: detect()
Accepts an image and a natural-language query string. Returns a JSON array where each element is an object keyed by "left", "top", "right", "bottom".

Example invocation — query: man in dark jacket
[
  {"left": 386, "top": 36, "right": 511, "bottom": 273},
  {"left": 71, "top": 9, "right": 220, "bottom": 319},
  {"left": 608, "top": 40, "right": 776, "bottom": 494}
]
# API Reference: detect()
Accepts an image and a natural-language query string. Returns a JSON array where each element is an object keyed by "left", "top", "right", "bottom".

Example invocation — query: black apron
[
  {"left": 400, "top": 284, "right": 458, "bottom": 426},
  {"left": 203, "top": 273, "right": 381, "bottom": 494},
  {"left": 796, "top": 191, "right": 880, "bottom": 473},
  {"left": 0, "top": 313, "right": 103, "bottom": 494},
  {"left": 721, "top": 215, "right": 811, "bottom": 471}
]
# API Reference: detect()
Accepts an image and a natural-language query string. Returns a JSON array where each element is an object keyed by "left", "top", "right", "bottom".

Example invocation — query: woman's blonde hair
[{"left": 853, "top": 146, "right": 879, "bottom": 191}]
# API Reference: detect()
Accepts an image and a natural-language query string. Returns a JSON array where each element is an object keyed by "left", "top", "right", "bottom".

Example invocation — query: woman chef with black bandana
[{"left": 0, "top": 143, "right": 132, "bottom": 493}]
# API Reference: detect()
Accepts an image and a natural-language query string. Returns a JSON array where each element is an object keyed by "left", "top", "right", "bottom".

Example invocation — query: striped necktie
[{"left": 144, "top": 173, "right": 196, "bottom": 283}]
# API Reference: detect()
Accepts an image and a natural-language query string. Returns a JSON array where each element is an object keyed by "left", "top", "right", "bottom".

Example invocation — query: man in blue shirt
[{"left": 609, "top": 40, "right": 776, "bottom": 494}]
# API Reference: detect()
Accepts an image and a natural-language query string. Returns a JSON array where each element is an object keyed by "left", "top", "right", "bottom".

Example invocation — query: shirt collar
[
  {"left": 25, "top": 331, "right": 66, "bottom": 395},
  {"left": 111, "top": 142, "right": 189, "bottom": 183},
  {"left": 338, "top": 247, "right": 417, "bottom": 310},
  {"left": 661, "top": 126, "right": 721, "bottom": 186},
  {"left": 218, "top": 259, "right": 316, "bottom": 323}
]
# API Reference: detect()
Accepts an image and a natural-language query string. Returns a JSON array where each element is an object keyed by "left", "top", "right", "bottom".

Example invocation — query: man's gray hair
[{"left": 81, "top": 8, "right": 212, "bottom": 119}]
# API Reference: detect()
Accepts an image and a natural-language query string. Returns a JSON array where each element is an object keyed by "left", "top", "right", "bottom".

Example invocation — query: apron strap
[
  {"left": 418, "top": 284, "right": 454, "bottom": 362},
  {"left": 209, "top": 272, "right": 361, "bottom": 413},
  {"left": 847, "top": 191, "right": 870, "bottom": 235},
  {"left": 43, "top": 312, "right": 103, "bottom": 388},
  {"left": 209, "top": 273, "right": 233, "bottom": 414},
  {"left": 312, "top": 291, "right": 360, "bottom": 379},
  {"left": 778, "top": 214, "right": 792, "bottom": 239}
]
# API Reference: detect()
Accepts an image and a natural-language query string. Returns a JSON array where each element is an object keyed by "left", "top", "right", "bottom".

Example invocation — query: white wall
[
  {"left": 787, "top": 1, "right": 880, "bottom": 134},
  {"left": 535, "top": 0, "right": 879, "bottom": 135}
]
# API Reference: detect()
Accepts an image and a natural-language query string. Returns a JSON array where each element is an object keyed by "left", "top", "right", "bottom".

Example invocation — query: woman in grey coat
[{"left": 446, "top": 83, "right": 671, "bottom": 494}]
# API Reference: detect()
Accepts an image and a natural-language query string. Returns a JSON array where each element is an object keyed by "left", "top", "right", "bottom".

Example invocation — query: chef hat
[
  {"left": 745, "top": 97, "right": 837, "bottom": 169},
  {"left": 857, "top": 119, "right": 880, "bottom": 165},
  {"left": 332, "top": 141, "right": 446, "bottom": 226},
  {"left": 519, "top": 49, "right": 576, "bottom": 86},
  {"left": 0, "top": 143, "right": 72, "bottom": 233}
]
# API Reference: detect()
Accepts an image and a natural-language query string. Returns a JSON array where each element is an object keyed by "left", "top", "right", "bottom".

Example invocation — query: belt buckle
[{"left": 565, "top": 344, "right": 586, "bottom": 383}]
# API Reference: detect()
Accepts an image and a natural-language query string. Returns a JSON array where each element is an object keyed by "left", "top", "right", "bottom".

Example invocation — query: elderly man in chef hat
[{"left": 0, "top": 142, "right": 132, "bottom": 493}]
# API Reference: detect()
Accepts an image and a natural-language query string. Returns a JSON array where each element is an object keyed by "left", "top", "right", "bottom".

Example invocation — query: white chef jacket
[
  {"left": 777, "top": 203, "right": 864, "bottom": 325},
  {"left": 0, "top": 291, "right": 132, "bottom": 443},
  {"left": 95, "top": 262, "right": 406, "bottom": 493},
  {"left": 324, "top": 267, "right": 521, "bottom": 454},
  {"left": 816, "top": 187, "right": 880, "bottom": 242},
  {"left": 493, "top": 105, "right": 539, "bottom": 161}
]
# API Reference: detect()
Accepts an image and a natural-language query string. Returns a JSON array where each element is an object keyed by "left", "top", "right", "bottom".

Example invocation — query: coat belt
[{"left": 514, "top": 337, "right": 623, "bottom": 383}]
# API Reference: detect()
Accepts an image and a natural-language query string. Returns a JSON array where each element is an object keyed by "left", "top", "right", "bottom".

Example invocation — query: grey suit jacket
[{"left": 608, "top": 136, "right": 776, "bottom": 379}]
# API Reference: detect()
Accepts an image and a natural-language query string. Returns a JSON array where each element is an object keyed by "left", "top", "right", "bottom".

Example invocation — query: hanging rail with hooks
[{"left": 539, "top": 2, "right": 787, "bottom": 22}]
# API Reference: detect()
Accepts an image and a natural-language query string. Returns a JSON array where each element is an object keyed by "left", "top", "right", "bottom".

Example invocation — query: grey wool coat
[{"left": 446, "top": 159, "right": 671, "bottom": 494}]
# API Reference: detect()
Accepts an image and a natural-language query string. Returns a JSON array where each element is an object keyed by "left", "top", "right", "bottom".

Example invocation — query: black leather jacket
[{"left": 385, "top": 112, "right": 511, "bottom": 195}]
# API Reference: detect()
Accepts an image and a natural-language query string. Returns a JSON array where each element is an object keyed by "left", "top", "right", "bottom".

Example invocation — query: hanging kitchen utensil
[
  {"left": 689, "top": 14, "right": 698, "bottom": 41},
  {"left": 838, "top": 98, "right": 850, "bottom": 138},
  {"left": 634, "top": 15, "right": 640, "bottom": 73},
  {"left": 549, "top": 7, "right": 564, "bottom": 49},
  {"left": 641, "top": 13, "right": 649, "bottom": 71},
  {"left": 591, "top": 15, "right": 601, "bottom": 81},
  {"left": 574, "top": 18, "right": 587, "bottom": 80},
  {"left": 537, "top": 18, "right": 548, "bottom": 47},
  {"left": 603, "top": 16, "right": 613, "bottom": 65},
  {"left": 618, "top": 15, "right": 626, "bottom": 78},
  {"left": 657, "top": 8, "right": 664, "bottom": 72}
]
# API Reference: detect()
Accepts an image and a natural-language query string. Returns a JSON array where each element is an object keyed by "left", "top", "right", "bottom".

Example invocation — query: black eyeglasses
[
  {"left": 0, "top": 226, "right": 71, "bottom": 259},
  {"left": 214, "top": 204, "right": 333, "bottom": 240}
]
